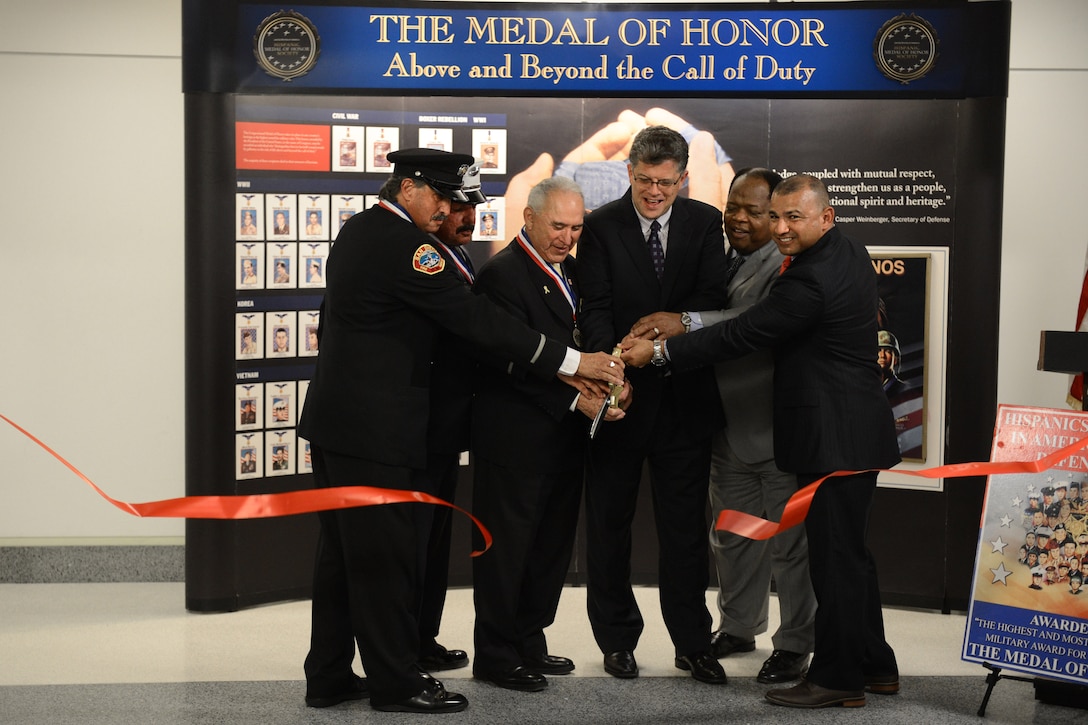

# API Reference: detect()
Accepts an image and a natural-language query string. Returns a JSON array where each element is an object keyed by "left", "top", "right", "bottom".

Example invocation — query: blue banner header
[{"left": 215, "top": 2, "right": 1008, "bottom": 97}]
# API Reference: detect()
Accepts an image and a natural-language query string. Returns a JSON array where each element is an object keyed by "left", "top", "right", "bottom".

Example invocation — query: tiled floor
[{"left": 0, "top": 583, "right": 1084, "bottom": 723}]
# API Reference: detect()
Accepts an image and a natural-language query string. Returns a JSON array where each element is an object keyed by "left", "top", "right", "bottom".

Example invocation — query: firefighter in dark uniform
[{"left": 298, "top": 148, "right": 624, "bottom": 714}]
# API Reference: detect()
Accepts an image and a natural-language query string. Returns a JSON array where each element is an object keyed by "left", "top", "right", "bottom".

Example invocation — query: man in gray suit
[{"left": 630, "top": 168, "right": 815, "bottom": 685}]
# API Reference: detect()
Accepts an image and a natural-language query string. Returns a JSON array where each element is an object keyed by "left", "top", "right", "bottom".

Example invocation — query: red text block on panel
[{"left": 235, "top": 122, "right": 331, "bottom": 172}]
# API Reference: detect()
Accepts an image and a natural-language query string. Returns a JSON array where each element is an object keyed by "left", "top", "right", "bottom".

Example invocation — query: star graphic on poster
[
  {"left": 1012, "top": 496, "right": 1022, "bottom": 508},
  {"left": 999, "top": 514, "right": 1012, "bottom": 528},
  {"left": 990, "top": 562, "right": 1012, "bottom": 586},
  {"left": 990, "top": 537, "right": 1008, "bottom": 554}
]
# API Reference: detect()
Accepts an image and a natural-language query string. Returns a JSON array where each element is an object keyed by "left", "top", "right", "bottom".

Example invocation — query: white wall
[
  {"left": 1, "top": 2, "right": 184, "bottom": 541},
  {"left": 0, "top": 0, "right": 1082, "bottom": 543},
  {"left": 998, "top": 0, "right": 1088, "bottom": 407}
]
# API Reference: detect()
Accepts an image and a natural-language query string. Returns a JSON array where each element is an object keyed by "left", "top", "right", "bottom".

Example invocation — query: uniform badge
[{"left": 412, "top": 244, "right": 445, "bottom": 275}]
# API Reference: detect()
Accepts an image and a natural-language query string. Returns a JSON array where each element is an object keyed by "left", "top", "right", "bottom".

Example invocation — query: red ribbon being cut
[
  {"left": 717, "top": 434, "right": 1088, "bottom": 541},
  {"left": 8, "top": 411, "right": 1088, "bottom": 548},
  {"left": 1, "top": 413, "right": 492, "bottom": 556}
]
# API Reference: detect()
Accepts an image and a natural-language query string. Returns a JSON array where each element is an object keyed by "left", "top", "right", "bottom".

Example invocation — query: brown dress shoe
[
  {"left": 864, "top": 673, "right": 900, "bottom": 694},
  {"left": 765, "top": 680, "right": 865, "bottom": 708}
]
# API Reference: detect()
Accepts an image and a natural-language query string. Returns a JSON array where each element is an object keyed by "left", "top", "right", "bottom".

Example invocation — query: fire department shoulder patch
[{"left": 412, "top": 244, "right": 445, "bottom": 275}]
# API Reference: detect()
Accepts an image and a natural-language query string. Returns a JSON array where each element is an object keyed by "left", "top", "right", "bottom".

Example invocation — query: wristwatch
[
  {"left": 651, "top": 339, "right": 667, "bottom": 367},
  {"left": 680, "top": 311, "right": 692, "bottom": 333}
]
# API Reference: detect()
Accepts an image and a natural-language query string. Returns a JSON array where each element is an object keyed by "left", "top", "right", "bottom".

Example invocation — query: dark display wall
[{"left": 183, "top": 0, "right": 1010, "bottom": 612}]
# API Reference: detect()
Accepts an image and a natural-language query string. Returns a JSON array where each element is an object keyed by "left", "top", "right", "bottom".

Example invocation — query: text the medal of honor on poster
[{"left": 963, "top": 405, "right": 1088, "bottom": 686}]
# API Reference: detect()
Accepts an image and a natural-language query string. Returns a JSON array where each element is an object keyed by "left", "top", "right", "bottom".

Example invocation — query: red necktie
[{"left": 779, "top": 255, "right": 793, "bottom": 275}]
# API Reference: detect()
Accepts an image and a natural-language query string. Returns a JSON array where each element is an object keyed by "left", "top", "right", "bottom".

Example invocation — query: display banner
[
  {"left": 183, "top": 0, "right": 1010, "bottom": 610},
  {"left": 220, "top": 2, "right": 1008, "bottom": 97},
  {"left": 963, "top": 405, "right": 1088, "bottom": 686}
]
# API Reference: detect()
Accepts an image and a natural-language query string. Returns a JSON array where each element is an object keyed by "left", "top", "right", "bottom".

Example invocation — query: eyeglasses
[{"left": 632, "top": 175, "right": 682, "bottom": 189}]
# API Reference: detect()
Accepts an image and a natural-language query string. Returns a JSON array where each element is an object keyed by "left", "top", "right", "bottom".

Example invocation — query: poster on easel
[{"left": 962, "top": 405, "right": 1088, "bottom": 686}]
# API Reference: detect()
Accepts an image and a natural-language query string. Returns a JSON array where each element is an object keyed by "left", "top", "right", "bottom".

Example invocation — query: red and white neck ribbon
[
  {"left": 515, "top": 229, "right": 577, "bottom": 315},
  {"left": 378, "top": 199, "right": 412, "bottom": 224},
  {"left": 433, "top": 239, "right": 474, "bottom": 284}
]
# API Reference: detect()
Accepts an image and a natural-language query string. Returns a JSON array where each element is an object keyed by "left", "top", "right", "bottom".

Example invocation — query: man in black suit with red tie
[
  {"left": 623, "top": 174, "right": 901, "bottom": 709},
  {"left": 576, "top": 126, "right": 730, "bottom": 685},
  {"left": 470, "top": 177, "right": 629, "bottom": 693}
]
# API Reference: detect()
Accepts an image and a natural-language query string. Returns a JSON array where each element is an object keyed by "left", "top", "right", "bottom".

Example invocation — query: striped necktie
[
  {"left": 647, "top": 220, "right": 665, "bottom": 280},
  {"left": 724, "top": 252, "right": 746, "bottom": 285}
]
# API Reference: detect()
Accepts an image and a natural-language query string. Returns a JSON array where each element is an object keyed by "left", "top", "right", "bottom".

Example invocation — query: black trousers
[
  {"left": 799, "top": 470, "right": 897, "bottom": 690},
  {"left": 584, "top": 399, "right": 713, "bottom": 657},
  {"left": 471, "top": 457, "right": 582, "bottom": 674},
  {"left": 303, "top": 445, "right": 429, "bottom": 706},
  {"left": 412, "top": 452, "right": 461, "bottom": 653}
]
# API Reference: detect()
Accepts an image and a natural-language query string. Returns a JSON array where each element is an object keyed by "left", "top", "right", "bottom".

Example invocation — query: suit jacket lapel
[
  {"left": 515, "top": 241, "right": 576, "bottom": 329},
  {"left": 659, "top": 198, "right": 692, "bottom": 303},
  {"left": 728, "top": 242, "right": 773, "bottom": 295},
  {"left": 616, "top": 190, "right": 661, "bottom": 293}
]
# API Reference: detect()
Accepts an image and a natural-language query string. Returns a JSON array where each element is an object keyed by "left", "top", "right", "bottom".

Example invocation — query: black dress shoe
[
  {"left": 710, "top": 630, "right": 756, "bottom": 658},
  {"left": 864, "top": 672, "right": 900, "bottom": 694},
  {"left": 418, "top": 642, "right": 469, "bottom": 671},
  {"left": 757, "top": 650, "right": 810, "bottom": 684},
  {"left": 766, "top": 680, "right": 864, "bottom": 708},
  {"left": 371, "top": 682, "right": 468, "bottom": 713},
  {"left": 474, "top": 665, "right": 548, "bottom": 692},
  {"left": 675, "top": 651, "right": 728, "bottom": 685},
  {"left": 305, "top": 674, "right": 369, "bottom": 708},
  {"left": 603, "top": 650, "right": 639, "bottom": 679},
  {"left": 523, "top": 654, "right": 575, "bottom": 675}
]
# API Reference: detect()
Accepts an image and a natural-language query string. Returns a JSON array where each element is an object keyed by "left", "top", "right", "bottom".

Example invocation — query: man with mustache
[
  {"left": 413, "top": 165, "right": 487, "bottom": 676},
  {"left": 299, "top": 149, "right": 624, "bottom": 714}
]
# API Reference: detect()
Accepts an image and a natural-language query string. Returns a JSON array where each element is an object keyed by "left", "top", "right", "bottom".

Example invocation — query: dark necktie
[
  {"left": 647, "top": 220, "right": 665, "bottom": 280},
  {"left": 724, "top": 252, "right": 746, "bottom": 285}
]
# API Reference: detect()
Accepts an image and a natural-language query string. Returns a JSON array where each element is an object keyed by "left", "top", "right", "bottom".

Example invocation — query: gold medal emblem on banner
[
  {"left": 253, "top": 10, "right": 321, "bottom": 81},
  {"left": 873, "top": 14, "right": 939, "bottom": 85}
]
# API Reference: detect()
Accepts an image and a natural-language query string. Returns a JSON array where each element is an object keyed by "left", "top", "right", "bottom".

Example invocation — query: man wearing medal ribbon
[
  {"left": 298, "top": 149, "right": 624, "bottom": 714},
  {"left": 470, "top": 176, "right": 630, "bottom": 693},
  {"left": 413, "top": 165, "right": 487, "bottom": 676}
]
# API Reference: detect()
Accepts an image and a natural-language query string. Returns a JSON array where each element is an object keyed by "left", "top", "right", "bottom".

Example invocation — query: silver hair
[{"left": 527, "top": 176, "right": 584, "bottom": 213}]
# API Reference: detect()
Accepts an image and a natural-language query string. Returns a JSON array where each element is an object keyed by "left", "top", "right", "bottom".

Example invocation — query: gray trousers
[{"left": 708, "top": 429, "right": 816, "bottom": 654}]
